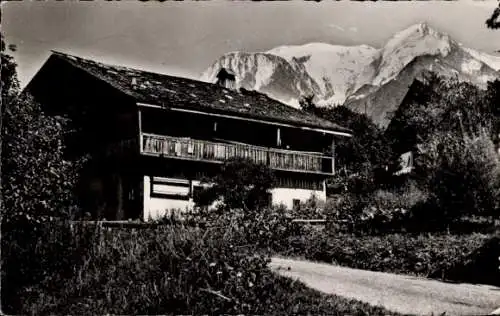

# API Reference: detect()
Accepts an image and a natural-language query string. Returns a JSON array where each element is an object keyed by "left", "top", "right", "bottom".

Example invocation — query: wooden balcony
[{"left": 141, "top": 133, "right": 333, "bottom": 175}]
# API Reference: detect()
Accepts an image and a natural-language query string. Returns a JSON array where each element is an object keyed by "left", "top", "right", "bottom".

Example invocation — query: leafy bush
[
  {"left": 324, "top": 180, "right": 424, "bottom": 234},
  {"left": 353, "top": 183, "right": 428, "bottom": 233},
  {"left": 193, "top": 157, "right": 275, "bottom": 211},
  {"left": 1, "top": 93, "right": 85, "bottom": 312},
  {"left": 185, "top": 205, "right": 303, "bottom": 254},
  {"left": 1, "top": 94, "right": 84, "bottom": 219},
  {"left": 324, "top": 167, "right": 380, "bottom": 232},
  {"left": 289, "top": 195, "right": 328, "bottom": 220},
  {"left": 372, "top": 181, "right": 427, "bottom": 212},
  {"left": 282, "top": 231, "right": 491, "bottom": 278},
  {"left": 328, "top": 162, "right": 377, "bottom": 196},
  {"left": 325, "top": 194, "right": 366, "bottom": 230},
  {"left": 429, "top": 236, "right": 500, "bottom": 286}
]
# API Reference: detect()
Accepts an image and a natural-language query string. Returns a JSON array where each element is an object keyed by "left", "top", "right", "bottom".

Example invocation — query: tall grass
[{"left": 4, "top": 214, "right": 403, "bottom": 315}]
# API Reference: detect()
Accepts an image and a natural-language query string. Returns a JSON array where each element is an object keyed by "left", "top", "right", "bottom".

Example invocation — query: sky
[{"left": 3, "top": 1, "right": 500, "bottom": 87}]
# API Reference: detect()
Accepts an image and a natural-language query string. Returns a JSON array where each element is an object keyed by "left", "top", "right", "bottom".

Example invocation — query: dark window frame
[{"left": 149, "top": 176, "right": 191, "bottom": 200}]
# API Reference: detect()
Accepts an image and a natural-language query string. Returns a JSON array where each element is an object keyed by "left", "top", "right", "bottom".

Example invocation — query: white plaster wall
[
  {"left": 143, "top": 175, "right": 327, "bottom": 219},
  {"left": 143, "top": 176, "right": 195, "bottom": 221},
  {"left": 271, "top": 185, "right": 326, "bottom": 210}
]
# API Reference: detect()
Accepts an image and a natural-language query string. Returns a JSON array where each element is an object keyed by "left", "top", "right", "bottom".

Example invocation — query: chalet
[
  {"left": 215, "top": 68, "right": 237, "bottom": 90},
  {"left": 25, "top": 51, "right": 352, "bottom": 221},
  {"left": 394, "top": 151, "right": 414, "bottom": 176}
]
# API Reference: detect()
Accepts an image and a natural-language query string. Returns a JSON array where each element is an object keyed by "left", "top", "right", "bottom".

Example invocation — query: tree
[
  {"left": 304, "top": 104, "right": 394, "bottom": 174},
  {"left": 486, "top": 4, "right": 500, "bottom": 29},
  {"left": 388, "top": 74, "right": 500, "bottom": 224},
  {"left": 416, "top": 131, "right": 500, "bottom": 224},
  {"left": 1, "top": 94, "right": 83, "bottom": 220},
  {"left": 485, "top": 79, "right": 500, "bottom": 140},
  {"left": 386, "top": 73, "right": 496, "bottom": 156},
  {"left": 300, "top": 99, "right": 395, "bottom": 194},
  {"left": 1, "top": 36, "right": 85, "bottom": 313},
  {"left": 1, "top": 36, "right": 19, "bottom": 106},
  {"left": 0, "top": 35, "right": 20, "bottom": 210},
  {"left": 193, "top": 158, "right": 275, "bottom": 211},
  {"left": 1, "top": 38, "right": 82, "bottom": 220}
]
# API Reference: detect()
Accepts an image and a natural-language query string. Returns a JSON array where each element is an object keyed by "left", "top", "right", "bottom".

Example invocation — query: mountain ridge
[{"left": 201, "top": 22, "right": 500, "bottom": 126}]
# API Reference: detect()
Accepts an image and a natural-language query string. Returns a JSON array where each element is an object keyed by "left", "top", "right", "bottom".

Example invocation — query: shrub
[
  {"left": 429, "top": 236, "right": 500, "bottom": 286},
  {"left": 282, "top": 232, "right": 491, "bottom": 278},
  {"left": 352, "top": 183, "right": 428, "bottom": 233},
  {"left": 329, "top": 163, "right": 377, "bottom": 196},
  {"left": 326, "top": 194, "right": 365, "bottom": 228},
  {"left": 186, "top": 205, "right": 303, "bottom": 254},
  {"left": 289, "top": 195, "right": 328, "bottom": 220},
  {"left": 372, "top": 181, "right": 427, "bottom": 212},
  {"left": 193, "top": 157, "right": 275, "bottom": 211}
]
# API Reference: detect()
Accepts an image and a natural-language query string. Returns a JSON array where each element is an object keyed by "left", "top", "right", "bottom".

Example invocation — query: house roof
[{"left": 45, "top": 51, "right": 351, "bottom": 135}]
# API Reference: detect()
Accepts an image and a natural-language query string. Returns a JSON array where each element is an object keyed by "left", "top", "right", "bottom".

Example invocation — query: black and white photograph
[{"left": 1, "top": 0, "right": 500, "bottom": 314}]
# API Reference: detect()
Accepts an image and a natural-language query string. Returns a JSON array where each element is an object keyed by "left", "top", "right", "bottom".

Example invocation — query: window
[{"left": 150, "top": 177, "right": 190, "bottom": 200}]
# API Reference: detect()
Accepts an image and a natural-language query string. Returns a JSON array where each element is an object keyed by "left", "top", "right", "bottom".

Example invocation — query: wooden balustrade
[{"left": 141, "top": 133, "right": 333, "bottom": 174}]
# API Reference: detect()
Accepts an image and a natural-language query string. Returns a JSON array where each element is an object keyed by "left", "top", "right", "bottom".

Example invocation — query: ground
[{"left": 270, "top": 257, "right": 500, "bottom": 316}]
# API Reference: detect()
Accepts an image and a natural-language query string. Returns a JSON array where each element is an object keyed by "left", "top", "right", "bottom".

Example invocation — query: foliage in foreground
[
  {"left": 1, "top": 94, "right": 84, "bottom": 220},
  {"left": 282, "top": 231, "right": 492, "bottom": 278},
  {"left": 1, "top": 36, "right": 83, "bottom": 222},
  {"left": 10, "top": 219, "right": 402, "bottom": 316},
  {"left": 1, "top": 36, "right": 86, "bottom": 314},
  {"left": 429, "top": 236, "right": 500, "bottom": 286}
]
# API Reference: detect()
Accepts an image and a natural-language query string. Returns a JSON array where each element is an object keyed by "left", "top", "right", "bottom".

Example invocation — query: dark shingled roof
[{"left": 49, "top": 51, "right": 351, "bottom": 135}]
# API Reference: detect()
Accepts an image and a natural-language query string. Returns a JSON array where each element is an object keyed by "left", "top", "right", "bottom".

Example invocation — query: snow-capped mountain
[
  {"left": 201, "top": 23, "right": 500, "bottom": 127},
  {"left": 267, "top": 43, "right": 378, "bottom": 105},
  {"left": 464, "top": 47, "right": 500, "bottom": 71},
  {"left": 200, "top": 51, "right": 321, "bottom": 107}
]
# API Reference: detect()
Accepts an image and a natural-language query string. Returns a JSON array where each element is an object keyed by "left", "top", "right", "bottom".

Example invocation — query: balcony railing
[{"left": 141, "top": 133, "right": 333, "bottom": 174}]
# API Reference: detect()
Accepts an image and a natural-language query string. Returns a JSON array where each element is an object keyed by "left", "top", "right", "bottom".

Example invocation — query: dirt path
[{"left": 270, "top": 257, "right": 500, "bottom": 316}]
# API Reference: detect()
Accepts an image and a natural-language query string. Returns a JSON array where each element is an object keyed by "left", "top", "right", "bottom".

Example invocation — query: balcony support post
[
  {"left": 331, "top": 137, "right": 335, "bottom": 175},
  {"left": 138, "top": 109, "right": 143, "bottom": 152},
  {"left": 276, "top": 128, "right": 281, "bottom": 147}
]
